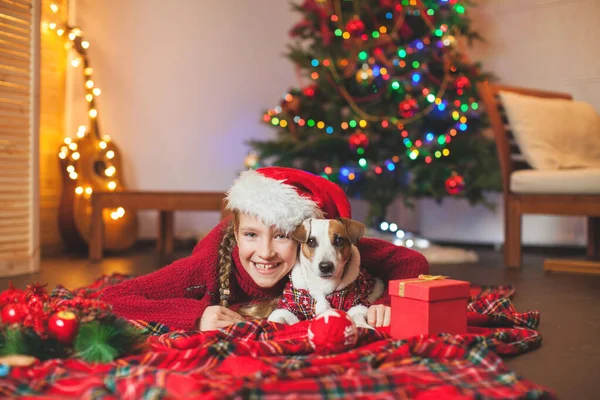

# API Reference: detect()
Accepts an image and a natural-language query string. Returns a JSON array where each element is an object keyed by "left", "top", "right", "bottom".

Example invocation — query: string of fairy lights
[
  {"left": 262, "top": 0, "right": 478, "bottom": 183},
  {"left": 46, "top": 3, "right": 125, "bottom": 221}
]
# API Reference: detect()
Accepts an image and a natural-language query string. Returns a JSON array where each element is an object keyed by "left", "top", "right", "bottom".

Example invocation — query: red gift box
[{"left": 388, "top": 275, "right": 470, "bottom": 339}]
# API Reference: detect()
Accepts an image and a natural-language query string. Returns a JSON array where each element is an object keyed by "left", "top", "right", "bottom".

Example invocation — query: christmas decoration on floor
[
  {"left": 249, "top": 0, "right": 501, "bottom": 226},
  {"left": 0, "top": 282, "right": 144, "bottom": 363},
  {"left": 0, "top": 274, "right": 552, "bottom": 398}
]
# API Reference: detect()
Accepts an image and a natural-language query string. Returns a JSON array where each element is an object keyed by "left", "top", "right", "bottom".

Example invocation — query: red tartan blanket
[{"left": 0, "top": 275, "right": 555, "bottom": 399}]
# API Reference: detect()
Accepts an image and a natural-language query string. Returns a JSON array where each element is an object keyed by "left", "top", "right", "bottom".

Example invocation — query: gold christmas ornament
[{"left": 355, "top": 67, "right": 374, "bottom": 85}]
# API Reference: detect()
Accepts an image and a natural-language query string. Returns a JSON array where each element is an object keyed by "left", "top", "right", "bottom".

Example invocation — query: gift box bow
[{"left": 398, "top": 275, "right": 449, "bottom": 297}]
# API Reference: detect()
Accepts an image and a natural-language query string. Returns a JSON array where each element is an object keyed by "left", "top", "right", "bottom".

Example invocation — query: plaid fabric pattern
[
  {"left": 0, "top": 274, "right": 554, "bottom": 399},
  {"left": 276, "top": 268, "right": 376, "bottom": 320}
]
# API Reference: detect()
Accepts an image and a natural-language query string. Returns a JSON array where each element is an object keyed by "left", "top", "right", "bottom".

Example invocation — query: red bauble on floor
[
  {"left": 308, "top": 309, "right": 358, "bottom": 354},
  {"left": 0, "top": 304, "right": 25, "bottom": 325},
  {"left": 47, "top": 310, "right": 79, "bottom": 345}
]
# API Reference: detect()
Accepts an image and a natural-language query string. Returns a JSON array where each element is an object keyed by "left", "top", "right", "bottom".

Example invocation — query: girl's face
[{"left": 234, "top": 213, "right": 298, "bottom": 288}]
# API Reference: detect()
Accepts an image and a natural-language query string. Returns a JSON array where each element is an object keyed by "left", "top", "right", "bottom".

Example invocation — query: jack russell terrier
[{"left": 268, "top": 218, "right": 384, "bottom": 328}]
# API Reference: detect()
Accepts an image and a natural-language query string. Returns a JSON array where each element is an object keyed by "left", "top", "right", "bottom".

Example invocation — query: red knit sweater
[{"left": 100, "top": 218, "right": 429, "bottom": 331}]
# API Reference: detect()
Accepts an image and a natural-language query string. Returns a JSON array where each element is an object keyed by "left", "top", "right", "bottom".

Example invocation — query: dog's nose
[{"left": 319, "top": 261, "right": 334, "bottom": 274}]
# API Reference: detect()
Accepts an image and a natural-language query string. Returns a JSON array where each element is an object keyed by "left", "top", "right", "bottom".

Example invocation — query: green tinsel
[
  {"left": 73, "top": 319, "right": 144, "bottom": 363},
  {"left": 0, "top": 327, "right": 29, "bottom": 356}
]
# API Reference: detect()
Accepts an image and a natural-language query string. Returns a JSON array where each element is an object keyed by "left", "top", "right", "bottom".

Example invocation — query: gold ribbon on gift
[{"left": 398, "top": 275, "right": 449, "bottom": 297}]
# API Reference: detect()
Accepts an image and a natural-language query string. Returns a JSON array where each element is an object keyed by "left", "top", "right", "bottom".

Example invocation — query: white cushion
[
  {"left": 510, "top": 168, "right": 600, "bottom": 194},
  {"left": 499, "top": 91, "right": 600, "bottom": 170}
]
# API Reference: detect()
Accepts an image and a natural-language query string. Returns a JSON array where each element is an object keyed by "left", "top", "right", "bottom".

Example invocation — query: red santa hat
[{"left": 225, "top": 167, "right": 352, "bottom": 233}]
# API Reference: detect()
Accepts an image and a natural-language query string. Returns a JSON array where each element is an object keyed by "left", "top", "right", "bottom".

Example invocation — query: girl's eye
[
  {"left": 334, "top": 237, "right": 345, "bottom": 247},
  {"left": 275, "top": 233, "right": 288, "bottom": 239},
  {"left": 244, "top": 232, "right": 257, "bottom": 238},
  {"left": 307, "top": 237, "right": 317, "bottom": 248}
]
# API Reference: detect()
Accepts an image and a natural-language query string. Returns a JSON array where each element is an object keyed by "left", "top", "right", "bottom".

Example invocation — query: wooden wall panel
[{"left": 39, "top": 0, "right": 67, "bottom": 253}]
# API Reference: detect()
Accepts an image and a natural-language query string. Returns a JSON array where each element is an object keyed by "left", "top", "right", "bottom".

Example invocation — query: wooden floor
[{"left": 2, "top": 244, "right": 599, "bottom": 399}]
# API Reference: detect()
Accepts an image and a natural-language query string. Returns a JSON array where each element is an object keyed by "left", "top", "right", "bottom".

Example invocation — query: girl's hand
[
  {"left": 367, "top": 304, "right": 391, "bottom": 328},
  {"left": 198, "top": 306, "right": 244, "bottom": 331}
]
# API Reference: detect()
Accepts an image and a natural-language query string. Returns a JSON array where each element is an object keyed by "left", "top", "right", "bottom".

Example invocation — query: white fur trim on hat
[{"left": 226, "top": 169, "right": 321, "bottom": 233}]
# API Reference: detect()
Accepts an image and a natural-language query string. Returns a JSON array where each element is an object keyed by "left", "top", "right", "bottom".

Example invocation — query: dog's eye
[
  {"left": 307, "top": 237, "right": 317, "bottom": 248},
  {"left": 334, "top": 236, "right": 345, "bottom": 247}
]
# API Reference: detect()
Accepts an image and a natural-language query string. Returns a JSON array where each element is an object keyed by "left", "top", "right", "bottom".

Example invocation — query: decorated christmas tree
[{"left": 250, "top": 0, "right": 500, "bottom": 226}]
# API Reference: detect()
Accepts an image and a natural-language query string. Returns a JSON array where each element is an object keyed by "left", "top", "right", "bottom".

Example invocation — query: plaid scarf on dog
[{"left": 276, "top": 268, "right": 376, "bottom": 320}]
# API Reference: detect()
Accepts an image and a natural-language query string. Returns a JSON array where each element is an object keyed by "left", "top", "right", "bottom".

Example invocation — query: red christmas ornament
[
  {"left": 445, "top": 173, "right": 465, "bottom": 195},
  {"left": 348, "top": 131, "right": 369, "bottom": 150},
  {"left": 308, "top": 309, "right": 358, "bottom": 354},
  {"left": 455, "top": 76, "right": 471, "bottom": 89},
  {"left": 398, "top": 98, "right": 419, "bottom": 118},
  {"left": 345, "top": 17, "right": 365, "bottom": 36},
  {"left": 1, "top": 304, "right": 25, "bottom": 324},
  {"left": 47, "top": 310, "right": 79, "bottom": 345},
  {"left": 303, "top": 84, "right": 317, "bottom": 97}
]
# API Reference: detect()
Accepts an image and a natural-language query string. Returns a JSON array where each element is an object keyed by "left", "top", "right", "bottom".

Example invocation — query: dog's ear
[
  {"left": 339, "top": 218, "right": 365, "bottom": 245},
  {"left": 292, "top": 219, "right": 311, "bottom": 243}
]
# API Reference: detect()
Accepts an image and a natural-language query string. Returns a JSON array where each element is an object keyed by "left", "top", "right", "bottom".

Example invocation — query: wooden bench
[{"left": 89, "top": 191, "right": 228, "bottom": 261}]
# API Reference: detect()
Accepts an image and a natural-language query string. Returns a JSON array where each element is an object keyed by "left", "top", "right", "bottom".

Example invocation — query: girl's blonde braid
[{"left": 217, "top": 219, "right": 237, "bottom": 307}]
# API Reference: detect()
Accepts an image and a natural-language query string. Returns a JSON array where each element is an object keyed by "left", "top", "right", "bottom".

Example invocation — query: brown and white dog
[{"left": 268, "top": 218, "right": 384, "bottom": 328}]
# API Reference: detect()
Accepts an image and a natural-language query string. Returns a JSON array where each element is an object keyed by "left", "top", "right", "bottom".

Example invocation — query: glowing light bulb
[
  {"left": 75, "top": 186, "right": 84, "bottom": 195},
  {"left": 110, "top": 212, "right": 119, "bottom": 220},
  {"left": 78, "top": 125, "right": 86, "bottom": 133},
  {"left": 50, "top": 4, "right": 59, "bottom": 12},
  {"left": 380, "top": 222, "right": 389, "bottom": 231},
  {"left": 58, "top": 152, "right": 66, "bottom": 159},
  {"left": 405, "top": 239, "right": 414, "bottom": 248},
  {"left": 71, "top": 152, "right": 80, "bottom": 160},
  {"left": 389, "top": 223, "right": 398, "bottom": 232},
  {"left": 84, "top": 67, "right": 93, "bottom": 76},
  {"left": 396, "top": 230, "right": 405, "bottom": 239},
  {"left": 99, "top": 141, "right": 107, "bottom": 149},
  {"left": 105, "top": 166, "right": 116, "bottom": 176},
  {"left": 117, "top": 207, "right": 125, "bottom": 217},
  {"left": 69, "top": 172, "right": 78, "bottom": 180},
  {"left": 103, "top": 135, "right": 111, "bottom": 141},
  {"left": 60, "top": 146, "right": 68, "bottom": 153},
  {"left": 85, "top": 94, "right": 93, "bottom": 102},
  {"left": 68, "top": 142, "right": 77, "bottom": 150},
  {"left": 68, "top": 32, "right": 76, "bottom": 41},
  {"left": 56, "top": 29, "right": 64, "bottom": 36},
  {"left": 89, "top": 109, "right": 97, "bottom": 118},
  {"left": 49, "top": 22, "right": 56, "bottom": 30},
  {"left": 81, "top": 41, "right": 90, "bottom": 49},
  {"left": 71, "top": 58, "right": 80, "bottom": 67},
  {"left": 106, "top": 150, "right": 115, "bottom": 159},
  {"left": 77, "top": 131, "right": 85, "bottom": 138},
  {"left": 92, "top": 88, "right": 101, "bottom": 96},
  {"left": 85, "top": 80, "right": 94, "bottom": 89},
  {"left": 85, "top": 187, "right": 93, "bottom": 195},
  {"left": 64, "top": 137, "right": 72, "bottom": 144},
  {"left": 66, "top": 165, "right": 75, "bottom": 173},
  {"left": 108, "top": 181, "right": 117, "bottom": 190}
]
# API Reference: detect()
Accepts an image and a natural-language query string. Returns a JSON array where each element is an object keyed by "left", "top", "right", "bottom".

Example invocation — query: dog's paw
[
  {"left": 268, "top": 309, "right": 300, "bottom": 325},
  {"left": 314, "top": 300, "right": 331, "bottom": 316}
]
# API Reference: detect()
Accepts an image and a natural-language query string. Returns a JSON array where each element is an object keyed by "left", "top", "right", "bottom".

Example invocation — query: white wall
[
  {"left": 69, "top": 0, "right": 299, "bottom": 238},
  {"left": 68, "top": 0, "right": 599, "bottom": 245},
  {"left": 418, "top": 0, "right": 600, "bottom": 246}
]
